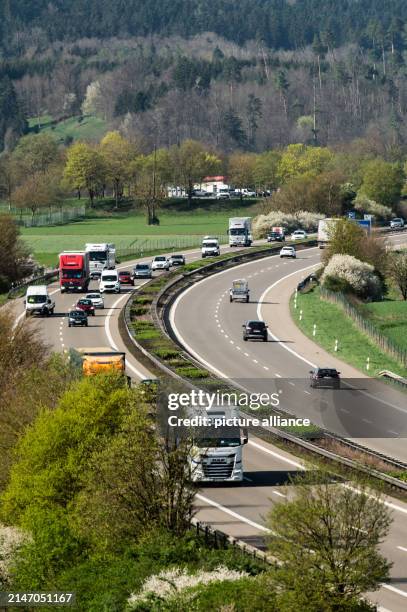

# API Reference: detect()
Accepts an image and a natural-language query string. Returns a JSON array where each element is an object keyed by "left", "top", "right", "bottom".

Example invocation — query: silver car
[
  {"left": 85, "top": 292, "right": 104, "bottom": 309},
  {"left": 133, "top": 263, "right": 152, "bottom": 279}
]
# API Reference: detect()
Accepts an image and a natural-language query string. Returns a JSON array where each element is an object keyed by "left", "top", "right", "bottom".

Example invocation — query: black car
[
  {"left": 242, "top": 320, "right": 268, "bottom": 342},
  {"left": 267, "top": 232, "right": 285, "bottom": 242},
  {"left": 169, "top": 254, "right": 186, "bottom": 267},
  {"left": 309, "top": 368, "right": 340, "bottom": 389},
  {"left": 68, "top": 309, "right": 88, "bottom": 327}
]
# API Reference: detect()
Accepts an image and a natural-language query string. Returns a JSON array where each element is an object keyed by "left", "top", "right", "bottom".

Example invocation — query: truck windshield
[
  {"left": 102, "top": 275, "right": 117, "bottom": 281},
  {"left": 204, "top": 242, "right": 217, "bottom": 248},
  {"left": 27, "top": 295, "right": 46, "bottom": 303},
  {"left": 230, "top": 229, "right": 245, "bottom": 235},
  {"left": 195, "top": 438, "right": 241, "bottom": 448},
  {"left": 62, "top": 270, "right": 83, "bottom": 279},
  {"left": 89, "top": 251, "right": 107, "bottom": 262}
]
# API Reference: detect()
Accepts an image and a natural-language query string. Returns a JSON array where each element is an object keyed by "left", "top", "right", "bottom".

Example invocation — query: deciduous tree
[
  {"left": 64, "top": 142, "right": 105, "bottom": 206},
  {"left": 388, "top": 251, "right": 407, "bottom": 300},
  {"left": 100, "top": 131, "right": 136, "bottom": 208},
  {"left": 0, "top": 215, "right": 30, "bottom": 290},
  {"left": 361, "top": 159, "right": 404, "bottom": 207},
  {"left": 267, "top": 470, "right": 391, "bottom": 611},
  {"left": 170, "top": 140, "right": 220, "bottom": 206}
]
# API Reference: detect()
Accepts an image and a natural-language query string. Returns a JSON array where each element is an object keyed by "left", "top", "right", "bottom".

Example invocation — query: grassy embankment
[
  {"left": 360, "top": 299, "right": 407, "bottom": 352},
  {"left": 290, "top": 287, "right": 407, "bottom": 378}
]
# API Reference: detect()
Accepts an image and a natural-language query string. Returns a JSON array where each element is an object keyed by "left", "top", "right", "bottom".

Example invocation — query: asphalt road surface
[{"left": 11, "top": 233, "right": 407, "bottom": 611}]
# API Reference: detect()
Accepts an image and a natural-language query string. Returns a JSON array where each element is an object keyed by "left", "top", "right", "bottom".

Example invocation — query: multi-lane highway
[
  {"left": 170, "top": 235, "right": 407, "bottom": 462},
  {"left": 11, "top": 233, "right": 407, "bottom": 611}
]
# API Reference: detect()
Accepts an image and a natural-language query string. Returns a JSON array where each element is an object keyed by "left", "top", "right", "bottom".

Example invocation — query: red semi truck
[{"left": 59, "top": 251, "right": 90, "bottom": 293}]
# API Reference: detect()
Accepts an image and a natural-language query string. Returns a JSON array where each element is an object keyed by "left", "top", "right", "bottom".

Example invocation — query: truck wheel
[
  {"left": 263, "top": 336, "right": 267, "bottom": 342},
  {"left": 229, "top": 296, "right": 232, "bottom": 302},
  {"left": 243, "top": 336, "right": 247, "bottom": 341},
  {"left": 246, "top": 296, "right": 249, "bottom": 303}
]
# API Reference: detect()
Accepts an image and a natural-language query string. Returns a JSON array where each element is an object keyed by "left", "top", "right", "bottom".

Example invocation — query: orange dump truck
[{"left": 70, "top": 347, "right": 130, "bottom": 383}]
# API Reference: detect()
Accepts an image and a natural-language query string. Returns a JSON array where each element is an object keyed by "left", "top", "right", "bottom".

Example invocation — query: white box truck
[
  {"left": 85, "top": 243, "right": 116, "bottom": 278},
  {"left": 24, "top": 285, "right": 55, "bottom": 317},
  {"left": 228, "top": 217, "right": 252, "bottom": 247}
]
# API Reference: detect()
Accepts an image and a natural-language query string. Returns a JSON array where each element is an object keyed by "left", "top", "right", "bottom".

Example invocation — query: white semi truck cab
[
  {"left": 85, "top": 243, "right": 116, "bottom": 278},
  {"left": 228, "top": 217, "right": 252, "bottom": 247},
  {"left": 189, "top": 407, "right": 247, "bottom": 482}
]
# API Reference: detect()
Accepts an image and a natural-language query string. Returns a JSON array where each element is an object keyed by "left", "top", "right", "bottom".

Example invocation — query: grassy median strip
[{"left": 290, "top": 287, "right": 406, "bottom": 377}]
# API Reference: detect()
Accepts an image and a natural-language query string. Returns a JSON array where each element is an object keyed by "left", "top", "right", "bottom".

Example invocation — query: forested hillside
[
  {"left": 1, "top": 0, "right": 406, "bottom": 50},
  {"left": 1, "top": 1, "right": 407, "bottom": 153}
]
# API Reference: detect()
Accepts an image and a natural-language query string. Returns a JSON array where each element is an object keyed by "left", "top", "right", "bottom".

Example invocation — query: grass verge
[
  {"left": 360, "top": 299, "right": 407, "bottom": 351},
  {"left": 290, "top": 287, "right": 406, "bottom": 377}
]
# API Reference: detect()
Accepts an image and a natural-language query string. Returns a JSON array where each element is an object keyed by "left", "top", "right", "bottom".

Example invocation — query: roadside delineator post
[
  {"left": 334, "top": 339, "right": 338, "bottom": 352},
  {"left": 299, "top": 309, "right": 303, "bottom": 321},
  {"left": 313, "top": 324, "right": 317, "bottom": 337},
  {"left": 366, "top": 357, "right": 370, "bottom": 371}
]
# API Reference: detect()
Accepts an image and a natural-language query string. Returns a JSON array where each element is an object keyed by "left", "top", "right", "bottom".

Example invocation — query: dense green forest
[
  {"left": 1, "top": 0, "right": 407, "bottom": 50},
  {"left": 1, "top": 1, "right": 407, "bottom": 152}
]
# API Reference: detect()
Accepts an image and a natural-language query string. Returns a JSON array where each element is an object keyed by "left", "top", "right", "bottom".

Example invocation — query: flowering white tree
[
  {"left": 81, "top": 81, "right": 103, "bottom": 117},
  {"left": 321, "top": 254, "right": 381, "bottom": 299},
  {"left": 253, "top": 210, "right": 324, "bottom": 238},
  {"left": 126, "top": 565, "right": 249, "bottom": 609},
  {"left": 353, "top": 194, "right": 393, "bottom": 221},
  {"left": 0, "top": 524, "right": 28, "bottom": 588}
]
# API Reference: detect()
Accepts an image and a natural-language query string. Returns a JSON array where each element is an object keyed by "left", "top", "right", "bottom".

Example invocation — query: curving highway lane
[{"left": 10, "top": 234, "right": 407, "bottom": 612}]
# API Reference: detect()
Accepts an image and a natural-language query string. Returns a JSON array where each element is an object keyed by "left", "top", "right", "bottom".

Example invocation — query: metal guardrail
[
  {"left": 7, "top": 269, "right": 59, "bottom": 300},
  {"left": 191, "top": 518, "right": 275, "bottom": 565},
  {"left": 119, "top": 241, "right": 407, "bottom": 493},
  {"left": 379, "top": 370, "right": 407, "bottom": 388}
]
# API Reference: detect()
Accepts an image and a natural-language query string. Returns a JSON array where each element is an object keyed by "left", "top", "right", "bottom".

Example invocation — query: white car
[
  {"left": 215, "top": 192, "right": 230, "bottom": 200},
  {"left": 291, "top": 230, "right": 307, "bottom": 240},
  {"left": 152, "top": 256, "right": 170, "bottom": 271},
  {"left": 390, "top": 218, "right": 404, "bottom": 229},
  {"left": 280, "top": 246, "right": 296, "bottom": 258},
  {"left": 85, "top": 291, "right": 104, "bottom": 309}
]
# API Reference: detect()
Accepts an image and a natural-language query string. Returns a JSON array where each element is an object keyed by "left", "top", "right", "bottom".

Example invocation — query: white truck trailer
[
  {"left": 228, "top": 217, "right": 252, "bottom": 247},
  {"left": 85, "top": 243, "right": 116, "bottom": 278},
  {"left": 317, "top": 218, "right": 340, "bottom": 248}
]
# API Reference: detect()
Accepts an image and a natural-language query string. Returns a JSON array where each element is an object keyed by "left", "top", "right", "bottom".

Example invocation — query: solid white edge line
[
  {"left": 169, "top": 248, "right": 320, "bottom": 381},
  {"left": 256, "top": 263, "right": 319, "bottom": 368},
  {"left": 196, "top": 493, "right": 271, "bottom": 533},
  {"left": 248, "top": 440, "right": 305, "bottom": 469},
  {"left": 257, "top": 264, "right": 407, "bottom": 415},
  {"left": 105, "top": 292, "right": 148, "bottom": 380},
  {"left": 170, "top": 250, "right": 407, "bottom": 518},
  {"left": 381, "top": 584, "right": 407, "bottom": 598}
]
